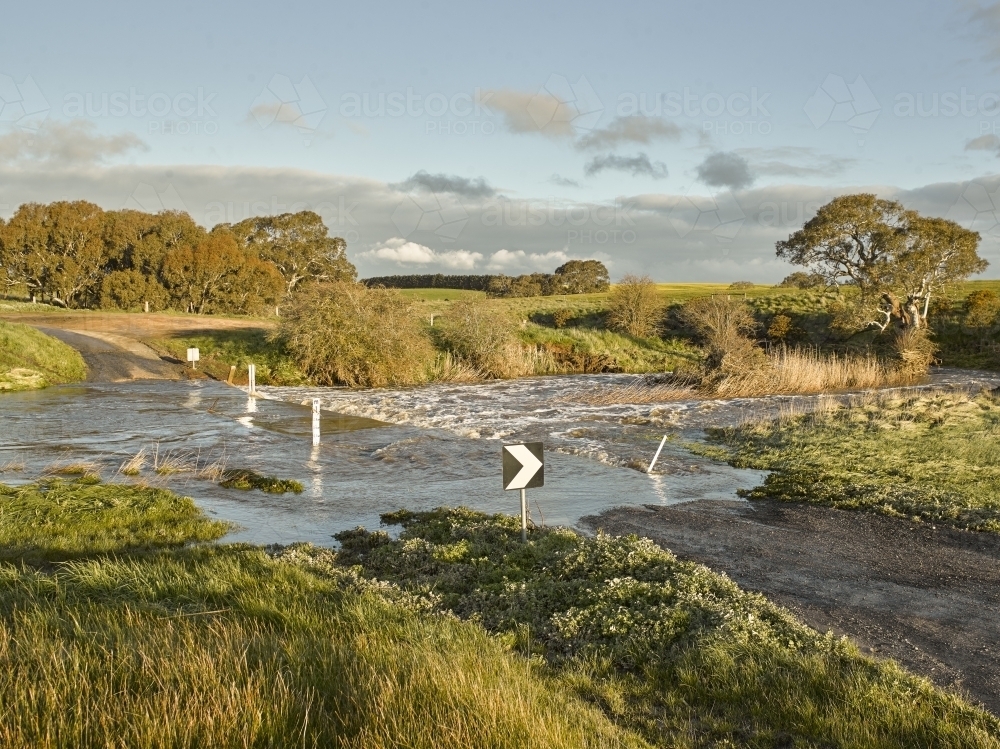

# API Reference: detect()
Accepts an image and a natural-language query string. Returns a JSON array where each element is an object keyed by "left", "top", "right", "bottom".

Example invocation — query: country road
[{"left": 1, "top": 311, "right": 272, "bottom": 384}]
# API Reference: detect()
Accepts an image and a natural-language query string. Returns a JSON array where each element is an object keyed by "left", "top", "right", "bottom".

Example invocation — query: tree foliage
[
  {"left": 362, "top": 260, "right": 609, "bottom": 298},
  {"left": 227, "top": 211, "right": 356, "bottom": 294},
  {"left": 0, "top": 202, "right": 356, "bottom": 315},
  {"left": 776, "top": 194, "right": 986, "bottom": 331}
]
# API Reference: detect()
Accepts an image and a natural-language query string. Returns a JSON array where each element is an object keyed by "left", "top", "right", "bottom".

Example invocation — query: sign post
[
  {"left": 312, "top": 398, "right": 321, "bottom": 446},
  {"left": 502, "top": 442, "right": 544, "bottom": 542},
  {"left": 248, "top": 364, "right": 257, "bottom": 395},
  {"left": 186, "top": 347, "right": 200, "bottom": 370}
]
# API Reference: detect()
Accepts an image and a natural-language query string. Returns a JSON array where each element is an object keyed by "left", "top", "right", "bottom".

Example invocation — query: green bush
[
  {"left": 607, "top": 275, "right": 663, "bottom": 337},
  {"left": 279, "top": 282, "right": 434, "bottom": 387},
  {"left": 438, "top": 298, "right": 533, "bottom": 378}
]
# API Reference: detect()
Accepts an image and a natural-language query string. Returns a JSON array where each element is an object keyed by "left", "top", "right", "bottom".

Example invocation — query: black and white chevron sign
[{"left": 502, "top": 442, "right": 544, "bottom": 490}]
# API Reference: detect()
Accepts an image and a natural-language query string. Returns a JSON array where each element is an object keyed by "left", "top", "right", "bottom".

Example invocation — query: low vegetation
[
  {"left": 0, "top": 321, "right": 87, "bottom": 392},
  {"left": 0, "top": 479, "right": 640, "bottom": 748},
  {"left": 219, "top": 468, "right": 304, "bottom": 494},
  {"left": 1, "top": 478, "right": 996, "bottom": 746},
  {"left": 286, "top": 508, "right": 1000, "bottom": 748},
  {"left": 704, "top": 390, "right": 1000, "bottom": 533},
  {"left": 280, "top": 281, "right": 435, "bottom": 387},
  {"left": 0, "top": 479, "right": 229, "bottom": 563}
]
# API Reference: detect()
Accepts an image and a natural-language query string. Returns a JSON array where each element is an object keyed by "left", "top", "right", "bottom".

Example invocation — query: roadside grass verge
[
  {"left": 147, "top": 328, "right": 305, "bottom": 386},
  {"left": 702, "top": 390, "right": 1000, "bottom": 533},
  {"left": 0, "top": 321, "right": 87, "bottom": 392},
  {"left": 0, "top": 481, "right": 646, "bottom": 748},
  {"left": 287, "top": 508, "right": 1000, "bottom": 748}
]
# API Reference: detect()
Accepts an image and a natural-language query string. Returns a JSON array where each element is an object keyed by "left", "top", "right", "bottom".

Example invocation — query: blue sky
[{"left": 2, "top": 0, "right": 1000, "bottom": 280}]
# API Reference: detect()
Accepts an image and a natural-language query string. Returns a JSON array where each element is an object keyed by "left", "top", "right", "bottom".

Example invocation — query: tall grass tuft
[{"left": 279, "top": 282, "right": 435, "bottom": 387}]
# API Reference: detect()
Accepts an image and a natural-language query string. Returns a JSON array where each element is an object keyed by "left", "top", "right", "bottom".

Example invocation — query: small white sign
[{"left": 186, "top": 348, "right": 200, "bottom": 362}]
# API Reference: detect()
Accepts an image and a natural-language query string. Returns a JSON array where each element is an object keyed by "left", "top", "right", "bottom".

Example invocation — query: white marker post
[
  {"left": 312, "top": 398, "right": 321, "bottom": 446},
  {"left": 248, "top": 364, "right": 256, "bottom": 395},
  {"left": 647, "top": 435, "right": 668, "bottom": 474},
  {"left": 646, "top": 435, "right": 667, "bottom": 473}
]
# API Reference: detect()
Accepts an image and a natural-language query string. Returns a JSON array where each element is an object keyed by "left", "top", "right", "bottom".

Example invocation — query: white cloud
[
  {"left": 0, "top": 120, "right": 146, "bottom": 167},
  {"left": 359, "top": 238, "right": 483, "bottom": 270},
  {"left": 486, "top": 249, "right": 572, "bottom": 272}
]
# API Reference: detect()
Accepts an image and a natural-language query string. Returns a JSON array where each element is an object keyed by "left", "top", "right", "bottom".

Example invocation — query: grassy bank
[
  {"left": 290, "top": 508, "right": 1000, "bottom": 747},
  {"left": 0, "top": 321, "right": 87, "bottom": 392},
  {"left": 702, "top": 390, "right": 1000, "bottom": 533},
  {"left": 1, "top": 480, "right": 997, "bottom": 746},
  {"left": 146, "top": 328, "right": 304, "bottom": 386},
  {"left": 0, "top": 478, "right": 647, "bottom": 748}
]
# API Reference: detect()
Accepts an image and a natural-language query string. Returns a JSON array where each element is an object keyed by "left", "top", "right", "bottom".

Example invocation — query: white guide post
[
  {"left": 312, "top": 398, "right": 321, "bottom": 446},
  {"left": 248, "top": 364, "right": 256, "bottom": 395},
  {"left": 647, "top": 435, "right": 668, "bottom": 474}
]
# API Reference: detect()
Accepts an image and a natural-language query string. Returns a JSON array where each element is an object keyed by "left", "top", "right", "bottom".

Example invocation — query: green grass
[
  {"left": 702, "top": 390, "right": 1000, "bottom": 533},
  {"left": 0, "top": 480, "right": 647, "bottom": 748},
  {"left": 148, "top": 328, "right": 305, "bottom": 386},
  {"left": 286, "top": 508, "right": 1000, "bottom": 748},
  {"left": 2, "top": 479, "right": 998, "bottom": 746},
  {"left": 0, "top": 479, "right": 230, "bottom": 563},
  {"left": 0, "top": 321, "right": 87, "bottom": 392},
  {"left": 521, "top": 323, "right": 702, "bottom": 373}
]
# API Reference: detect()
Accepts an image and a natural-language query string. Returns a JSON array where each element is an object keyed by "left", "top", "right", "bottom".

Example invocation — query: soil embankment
[{"left": 588, "top": 499, "right": 1000, "bottom": 715}]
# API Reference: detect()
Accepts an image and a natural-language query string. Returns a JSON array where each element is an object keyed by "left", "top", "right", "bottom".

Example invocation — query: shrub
[
  {"left": 767, "top": 313, "right": 793, "bottom": 342},
  {"left": 728, "top": 280, "right": 754, "bottom": 290},
  {"left": 552, "top": 309, "right": 574, "bottom": 328},
  {"left": 279, "top": 282, "right": 434, "bottom": 387},
  {"left": 778, "top": 271, "right": 827, "bottom": 289},
  {"left": 607, "top": 275, "right": 663, "bottom": 337},
  {"left": 681, "top": 296, "right": 764, "bottom": 383},
  {"left": 98, "top": 270, "right": 169, "bottom": 311},
  {"left": 963, "top": 289, "right": 1000, "bottom": 328},
  {"left": 439, "top": 299, "right": 533, "bottom": 378},
  {"left": 892, "top": 327, "right": 937, "bottom": 376}
]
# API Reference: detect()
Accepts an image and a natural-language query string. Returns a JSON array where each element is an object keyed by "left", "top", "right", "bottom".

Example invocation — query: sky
[{"left": 2, "top": 0, "right": 1000, "bottom": 281}]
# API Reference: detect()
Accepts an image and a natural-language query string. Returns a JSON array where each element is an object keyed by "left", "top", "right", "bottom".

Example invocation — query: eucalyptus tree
[{"left": 776, "top": 194, "right": 985, "bottom": 331}]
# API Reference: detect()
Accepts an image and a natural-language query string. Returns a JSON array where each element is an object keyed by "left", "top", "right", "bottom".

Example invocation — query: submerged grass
[
  {"left": 0, "top": 321, "right": 87, "bottom": 392},
  {"left": 288, "top": 508, "right": 1000, "bottom": 748},
  {"left": 219, "top": 468, "right": 304, "bottom": 494},
  {"left": 704, "top": 390, "right": 1000, "bottom": 533}
]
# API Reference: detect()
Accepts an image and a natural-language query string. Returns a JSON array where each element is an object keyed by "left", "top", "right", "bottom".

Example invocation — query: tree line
[
  {"left": 362, "top": 259, "right": 610, "bottom": 297},
  {"left": 0, "top": 202, "right": 356, "bottom": 314}
]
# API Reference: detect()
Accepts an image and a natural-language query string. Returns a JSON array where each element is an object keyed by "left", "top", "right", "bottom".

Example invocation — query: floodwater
[{"left": 2, "top": 369, "right": 998, "bottom": 546}]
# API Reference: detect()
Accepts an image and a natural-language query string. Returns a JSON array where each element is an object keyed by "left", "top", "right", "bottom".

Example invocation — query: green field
[{"left": 701, "top": 390, "right": 1000, "bottom": 533}]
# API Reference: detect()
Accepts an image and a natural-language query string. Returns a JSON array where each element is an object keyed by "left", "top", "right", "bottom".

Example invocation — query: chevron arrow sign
[{"left": 502, "top": 442, "right": 544, "bottom": 490}]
